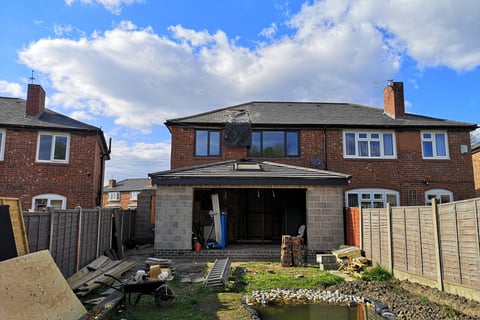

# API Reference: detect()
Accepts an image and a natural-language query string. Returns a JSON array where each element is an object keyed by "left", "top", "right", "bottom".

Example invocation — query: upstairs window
[
  {"left": 344, "top": 131, "right": 396, "bottom": 158},
  {"left": 195, "top": 130, "right": 221, "bottom": 156},
  {"left": 425, "top": 189, "right": 453, "bottom": 205},
  {"left": 36, "top": 132, "right": 70, "bottom": 162},
  {"left": 421, "top": 131, "right": 449, "bottom": 159},
  {"left": 0, "top": 129, "right": 5, "bottom": 161},
  {"left": 248, "top": 131, "right": 299, "bottom": 157},
  {"left": 108, "top": 192, "right": 120, "bottom": 201},
  {"left": 346, "top": 189, "right": 399, "bottom": 208},
  {"left": 130, "top": 191, "right": 140, "bottom": 201}
]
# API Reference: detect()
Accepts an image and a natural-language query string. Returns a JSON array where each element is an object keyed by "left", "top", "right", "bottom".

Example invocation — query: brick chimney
[
  {"left": 26, "top": 84, "right": 46, "bottom": 117},
  {"left": 383, "top": 81, "right": 405, "bottom": 119},
  {"left": 108, "top": 179, "right": 116, "bottom": 188}
]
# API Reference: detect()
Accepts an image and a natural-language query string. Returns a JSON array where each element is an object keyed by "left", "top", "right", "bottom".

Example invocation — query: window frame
[
  {"left": 36, "top": 131, "right": 70, "bottom": 163},
  {"left": 32, "top": 194, "right": 66, "bottom": 211},
  {"left": 248, "top": 130, "right": 300, "bottom": 157},
  {"left": 0, "top": 129, "right": 5, "bottom": 161},
  {"left": 194, "top": 129, "right": 221, "bottom": 157},
  {"left": 130, "top": 191, "right": 140, "bottom": 201},
  {"left": 425, "top": 189, "right": 453, "bottom": 205},
  {"left": 345, "top": 188, "right": 399, "bottom": 208},
  {"left": 108, "top": 192, "right": 120, "bottom": 201},
  {"left": 421, "top": 131, "right": 449, "bottom": 159},
  {"left": 343, "top": 130, "right": 397, "bottom": 159}
]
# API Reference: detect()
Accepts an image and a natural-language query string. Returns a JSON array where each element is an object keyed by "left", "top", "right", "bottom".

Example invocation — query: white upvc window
[
  {"left": 130, "top": 191, "right": 140, "bottom": 201},
  {"left": 343, "top": 131, "right": 396, "bottom": 159},
  {"left": 36, "top": 132, "right": 70, "bottom": 163},
  {"left": 108, "top": 192, "right": 120, "bottom": 201},
  {"left": 425, "top": 189, "right": 453, "bottom": 205},
  {"left": 32, "top": 194, "right": 66, "bottom": 211},
  {"left": 421, "top": 131, "right": 449, "bottom": 159},
  {"left": 0, "top": 129, "right": 5, "bottom": 161},
  {"left": 346, "top": 188, "right": 399, "bottom": 208}
]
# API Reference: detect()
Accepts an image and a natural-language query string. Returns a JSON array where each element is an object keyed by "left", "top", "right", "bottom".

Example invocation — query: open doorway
[{"left": 192, "top": 188, "right": 306, "bottom": 245}]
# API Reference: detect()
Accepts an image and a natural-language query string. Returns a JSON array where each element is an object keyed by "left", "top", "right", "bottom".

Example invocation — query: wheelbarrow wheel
[{"left": 154, "top": 284, "right": 175, "bottom": 307}]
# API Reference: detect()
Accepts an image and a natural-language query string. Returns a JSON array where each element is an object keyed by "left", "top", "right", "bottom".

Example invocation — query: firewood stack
[{"left": 280, "top": 235, "right": 305, "bottom": 267}]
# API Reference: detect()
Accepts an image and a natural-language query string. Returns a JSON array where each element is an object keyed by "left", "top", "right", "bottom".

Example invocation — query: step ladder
[{"left": 203, "top": 258, "right": 231, "bottom": 287}]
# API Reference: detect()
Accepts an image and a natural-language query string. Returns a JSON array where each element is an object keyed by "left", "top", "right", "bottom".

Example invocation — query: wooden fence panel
[
  {"left": 361, "top": 198, "right": 480, "bottom": 301},
  {"left": 21, "top": 207, "right": 130, "bottom": 278}
]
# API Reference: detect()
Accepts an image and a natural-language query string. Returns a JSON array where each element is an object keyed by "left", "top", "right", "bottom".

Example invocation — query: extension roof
[
  {"left": 165, "top": 101, "right": 477, "bottom": 130},
  {"left": 149, "top": 160, "right": 351, "bottom": 186}
]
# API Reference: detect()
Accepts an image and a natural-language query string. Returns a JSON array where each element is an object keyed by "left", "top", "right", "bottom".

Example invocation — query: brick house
[
  {"left": 0, "top": 84, "right": 110, "bottom": 210},
  {"left": 149, "top": 82, "right": 477, "bottom": 256},
  {"left": 102, "top": 178, "right": 155, "bottom": 210}
]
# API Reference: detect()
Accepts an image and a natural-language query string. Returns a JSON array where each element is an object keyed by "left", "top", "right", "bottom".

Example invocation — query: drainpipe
[{"left": 323, "top": 127, "right": 328, "bottom": 170}]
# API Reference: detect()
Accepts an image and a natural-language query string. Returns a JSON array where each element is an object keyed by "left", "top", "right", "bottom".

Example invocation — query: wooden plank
[
  {"left": 67, "top": 255, "right": 112, "bottom": 287},
  {"left": 69, "top": 260, "right": 123, "bottom": 291},
  {"left": 0, "top": 250, "right": 87, "bottom": 319},
  {"left": 0, "top": 197, "right": 29, "bottom": 257},
  {"left": 76, "top": 260, "right": 136, "bottom": 296}
]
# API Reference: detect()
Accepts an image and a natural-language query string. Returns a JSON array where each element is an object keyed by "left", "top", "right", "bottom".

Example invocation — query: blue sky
[{"left": 1, "top": 0, "right": 479, "bottom": 181}]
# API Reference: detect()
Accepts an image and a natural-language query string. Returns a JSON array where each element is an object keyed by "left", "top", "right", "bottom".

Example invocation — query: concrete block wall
[
  {"left": 305, "top": 186, "right": 344, "bottom": 252},
  {"left": 154, "top": 186, "right": 193, "bottom": 250},
  {"left": 135, "top": 189, "right": 155, "bottom": 242}
]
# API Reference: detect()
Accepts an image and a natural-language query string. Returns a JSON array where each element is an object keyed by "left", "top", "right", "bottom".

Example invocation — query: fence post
[
  {"left": 431, "top": 198, "right": 444, "bottom": 291},
  {"left": 386, "top": 203, "right": 393, "bottom": 273},
  {"left": 48, "top": 207, "right": 55, "bottom": 253},
  {"left": 96, "top": 207, "right": 102, "bottom": 257},
  {"left": 75, "top": 206, "right": 83, "bottom": 272},
  {"left": 359, "top": 206, "right": 364, "bottom": 253}
]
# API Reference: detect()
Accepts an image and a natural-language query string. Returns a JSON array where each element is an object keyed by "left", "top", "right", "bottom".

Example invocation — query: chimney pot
[
  {"left": 383, "top": 81, "right": 405, "bottom": 119},
  {"left": 26, "top": 84, "right": 46, "bottom": 117}
]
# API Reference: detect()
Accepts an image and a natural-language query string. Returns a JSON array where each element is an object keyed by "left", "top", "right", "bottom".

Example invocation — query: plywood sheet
[
  {"left": 0, "top": 250, "right": 87, "bottom": 319},
  {"left": 0, "top": 197, "right": 29, "bottom": 256}
]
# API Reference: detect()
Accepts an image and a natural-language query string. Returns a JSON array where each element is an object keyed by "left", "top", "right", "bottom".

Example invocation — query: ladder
[{"left": 203, "top": 258, "right": 231, "bottom": 287}]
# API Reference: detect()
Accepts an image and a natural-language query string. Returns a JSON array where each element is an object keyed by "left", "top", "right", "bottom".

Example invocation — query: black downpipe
[{"left": 323, "top": 127, "right": 328, "bottom": 170}]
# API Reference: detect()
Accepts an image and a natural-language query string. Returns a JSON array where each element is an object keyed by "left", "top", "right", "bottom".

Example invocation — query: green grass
[
  {"left": 361, "top": 263, "right": 393, "bottom": 282},
  {"left": 107, "top": 261, "right": 345, "bottom": 320}
]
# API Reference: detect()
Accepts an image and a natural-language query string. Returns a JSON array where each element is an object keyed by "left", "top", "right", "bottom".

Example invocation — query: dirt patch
[{"left": 329, "top": 280, "right": 480, "bottom": 320}]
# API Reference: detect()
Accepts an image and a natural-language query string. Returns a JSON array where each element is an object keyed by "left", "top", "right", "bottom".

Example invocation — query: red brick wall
[
  {"left": 472, "top": 151, "right": 480, "bottom": 196},
  {"left": 169, "top": 126, "right": 475, "bottom": 204},
  {"left": 0, "top": 128, "right": 103, "bottom": 209},
  {"left": 345, "top": 207, "right": 361, "bottom": 247}
]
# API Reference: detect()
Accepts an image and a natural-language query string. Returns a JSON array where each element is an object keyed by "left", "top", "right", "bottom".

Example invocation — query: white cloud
[
  {"left": 355, "top": 0, "right": 480, "bottom": 71},
  {"left": 65, "top": 0, "right": 143, "bottom": 15},
  {"left": 105, "top": 139, "right": 171, "bottom": 180},
  {"left": 0, "top": 81, "right": 24, "bottom": 97},
  {"left": 16, "top": 0, "right": 480, "bottom": 178}
]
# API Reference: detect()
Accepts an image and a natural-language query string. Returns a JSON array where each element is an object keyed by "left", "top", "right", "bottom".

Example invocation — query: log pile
[{"left": 280, "top": 235, "right": 305, "bottom": 267}]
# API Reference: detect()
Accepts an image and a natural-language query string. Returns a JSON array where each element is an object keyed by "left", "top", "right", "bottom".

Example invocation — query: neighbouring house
[
  {"left": 102, "top": 178, "right": 157, "bottom": 243},
  {"left": 471, "top": 129, "right": 480, "bottom": 196},
  {"left": 102, "top": 178, "right": 155, "bottom": 209},
  {"left": 149, "top": 81, "right": 477, "bottom": 257},
  {"left": 0, "top": 84, "right": 110, "bottom": 210}
]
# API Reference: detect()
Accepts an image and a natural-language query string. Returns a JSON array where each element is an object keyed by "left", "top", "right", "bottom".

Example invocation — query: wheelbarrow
[{"left": 96, "top": 270, "right": 175, "bottom": 307}]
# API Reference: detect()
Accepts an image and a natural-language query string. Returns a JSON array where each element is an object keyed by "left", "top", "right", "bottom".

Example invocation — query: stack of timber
[
  {"left": 67, "top": 255, "right": 136, "bottom": 297},
  {"left": 332, "top": 245, "right": 368, "bottom": 273},
  {"left": 280, "top": 235, "right": 305, "bottom": 267}
]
